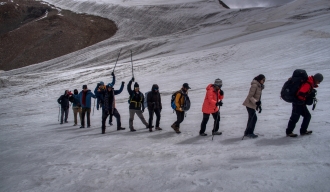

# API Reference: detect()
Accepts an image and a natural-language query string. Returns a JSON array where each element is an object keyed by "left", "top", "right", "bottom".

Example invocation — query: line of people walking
[{"left": 57, "top": 70, "right": 323, "bottom": 138}]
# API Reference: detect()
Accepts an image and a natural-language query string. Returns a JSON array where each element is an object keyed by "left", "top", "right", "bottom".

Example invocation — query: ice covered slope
[{"left": 0, "top": 0, "right": 330, "bottom": 191}]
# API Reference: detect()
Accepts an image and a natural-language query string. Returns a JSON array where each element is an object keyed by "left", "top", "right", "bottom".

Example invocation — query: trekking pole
[
  {"left": 242, "top": 112, "right": 256, "bottom": 140},
  {"left": 212, "top": 108, "right": 221, "bottom": 141},
  {"left": 113, "top": 48, "right": 122, "bottom": 73},
  {"left": 58, "top": 104, "right": 60, "bottom": 121},
  {"left": 130, "top": 50, "right": 134, "bottom": 82}
]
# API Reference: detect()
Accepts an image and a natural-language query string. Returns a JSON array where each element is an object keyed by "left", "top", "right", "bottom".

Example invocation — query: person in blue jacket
[
  {"left": 98, "top": 81, "right": 125, "bottom": 134},
  {"left": 78, "top": 85, "right": 96, "bottom": 128}
]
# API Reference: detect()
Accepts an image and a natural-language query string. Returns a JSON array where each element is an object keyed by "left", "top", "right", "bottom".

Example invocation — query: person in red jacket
[
  {"left": 199, "top": 78, "right": 224, "bottom": 136},
  {"left": 286, "top": 73, "right": 323, "bottom": 137}
]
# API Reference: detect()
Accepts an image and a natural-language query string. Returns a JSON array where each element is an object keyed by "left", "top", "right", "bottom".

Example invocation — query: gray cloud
[{"left": 223, "top": 0, "right": 294, "bottom": 9}]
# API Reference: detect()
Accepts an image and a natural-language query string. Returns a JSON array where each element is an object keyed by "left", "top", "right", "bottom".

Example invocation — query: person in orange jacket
[
  {"left": 286, "top": 73, "right": 323, "bottom": 137},
  {"left": 199, "top": 78, "right": 224, "bottom": 136}
]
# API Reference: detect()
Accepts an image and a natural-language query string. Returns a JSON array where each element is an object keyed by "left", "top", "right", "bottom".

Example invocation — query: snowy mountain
[{"left": 1, "top": 0, "right": 330, "bottom": 191}]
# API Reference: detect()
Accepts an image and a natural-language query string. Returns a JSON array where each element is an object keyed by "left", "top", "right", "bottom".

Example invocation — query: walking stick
[
  {"left": 58, "top": 104, "right": 60, "bottom": 121},
  {"left": 93, "top": 99, "right": 95, "bottom": 116},
  {"left": 131, "top": 50, "right": 134, "bottom": 81},
  {"left": 212, "top": 108, "right": 220, "bottom": 141},
  {"left": 113, "top": 48, "right": 122, "bottom": 73}
]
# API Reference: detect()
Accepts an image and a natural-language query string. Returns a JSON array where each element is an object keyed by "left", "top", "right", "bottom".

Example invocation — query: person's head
[
  {"left": 254, "top": 74, "right": 266, "bottom": 85},
  {"left": 182, "top": 83, "right": 191, "bottom": 92},
  {"left": 82, "top": 85, "right": 88, "bottom": 90},
  {"left": 134, "top": 82, "right": 139, "bottom": 92},
  {"left": 152, "top": 84, "right": 159, "bottom": 92},
  {"left": 64, "top": 90, "right": 69, "bottom": 95},
  {"left": 74, "top": 89, "right": 78, "bottom": 95},
  {"left": 313, "top": 73, "right": 323, "bottom": 85},
  {"left": 213, "top": 78, "right": 222, "bottom": 90},
  {"left": 99, "top": 81, "right": 104, "bottom": 88},
  {"left": 107, "top": 83, "right": 113, "bottom": 91}
]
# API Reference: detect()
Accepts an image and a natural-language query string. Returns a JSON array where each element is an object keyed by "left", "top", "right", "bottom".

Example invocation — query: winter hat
[
  {"left": 82, "top": 85, "right": 87, "bottom": 89},
  {"left": 254, "top": 74, "right": 266, "bottom": 81},
  {"left": 183, "top": 83, "right": 191, "bottom": 89},
  {"left": 214, "top": 78, "right": 222, "bottom": 87},
  {"left": 99, "top": 81, "right": 104, "bottom": 86},
  {"left": 107, "top": 83, "right": 113, "bottom": 88},
  {"left": 74, "top": 89, "right": 78, "bottom": 95},
  {"left": 134, "top": 82, "right": 139, "bottom": 88},
  {"left": 314, "top": 73, "right": 323, "bottom": 82}
]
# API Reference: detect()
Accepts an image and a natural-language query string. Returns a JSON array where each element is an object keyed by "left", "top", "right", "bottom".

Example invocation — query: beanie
[
  {"left": 82, "top": 85, "right": 87, "bottom": 89},
  {"left": 74, "top": 89, "right": 78, "bottom": 95},
  {"left": 107, "top": 83, "right": 113, "bottom": 88},
  {"left": 134, "top": 82, "right": 139, "bottom": 88},
  {"left": 99, "top": 81, "right": 104, "bottom": 86},
  {"left": 314, "top": 73, "right": 323, "bottom": 82},
  {"left": 214, "top": 78, "right": 222, "bottom": 87}
]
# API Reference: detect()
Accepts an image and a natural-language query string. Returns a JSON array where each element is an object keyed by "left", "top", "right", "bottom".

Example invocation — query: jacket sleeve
[
  {"left": 110, "top": 75, "right": 116, "bottom": 86},
  {"left": 57, "top": 95, "right": 62, "bottom": 104},
  {"left": 248, "top": 84, "right": 258, "bottom": 104},
  {"left": 175, "top": 92, "right": 182, "bottom": 110},
  {"left": 159, "top": 93, "right": 162, "bottom": 110},
  {"left": 90, "top": 91, "right": 96, "bottom": 99},
  {"left": 147, "top": 92, "right": 152, "bottom": 108},
  {"left": 114, "top": 82, "right": 124, "bottom": 95},
  {"left": 206, "top": 88, "right": 217, "bottom": 107},
  {"left": 297, "top": 83, "right": 312, "bottom": 101},
  {"left": 94, "top": 84, "right": 99, "bottom": 95},
  {"left": 141, "top": 94, "right": 145, "bottom": 109},
  {"left": 127, "top": 80, "right": 133, "bottom": 95},
  {"left": 218, "top": 90, "right": 224, "bottom": 101}
]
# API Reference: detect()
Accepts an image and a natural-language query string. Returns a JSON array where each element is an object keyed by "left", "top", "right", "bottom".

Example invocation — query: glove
[
  {"left": 256, "top": 105, "right": 262, "bottom": 113},
  {"left": 179, "top": 108, "right": 183, "bottom": 112},
  {"left": 216, "top": 101, "right": 223, "bottom": 106},
  {"left": 256, "top": 101, "right": 261, "bottom": 106},
  {"left": 131, "top": 77, "right": 135, "bottom": 82},
  {"left": 111, "top": 71, "right": 114, "bottom": 76},
  {"left": 220, "top": 90, "right": 224, "bottom": 96}
]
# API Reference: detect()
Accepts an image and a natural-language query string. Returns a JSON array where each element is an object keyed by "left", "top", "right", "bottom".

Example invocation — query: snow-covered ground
[{"left": 1, "top": 0, "right": 330, "bottom": 191}]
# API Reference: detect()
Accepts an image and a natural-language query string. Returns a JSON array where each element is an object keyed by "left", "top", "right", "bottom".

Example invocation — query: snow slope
[{"left": 1, "top": 0, "right": 330, "bottom": 191}]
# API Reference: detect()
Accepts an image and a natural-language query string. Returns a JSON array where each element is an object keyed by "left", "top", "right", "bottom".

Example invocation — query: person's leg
[
  {"left": 101, "top": 110, "right": 108, "bottom": 134},
  {"left": 60, "top": 107, "right": 65, "bottom": 124},
  {"left": 129, "top": 109, "right": 136, "bottom": 131},
  {"left": 211, "top": 111, "right": 221, "bottom": 133},
  {"left": 64, "top": 108, "right": 69, "bottom": 122},
  {"left": 112, "top": 108, "right": 124, "bottom": 130},
  {"left": 109, "top": 114, "right": 113, "bottom": 125},
  {"left": 148, "top": 109, "right": 154, "bottom": 128},
  {"left": 136, "top": 110, "right": 149, "bottom": 127},
  {"left": 300, "top": 105, "right": 311, "bottom": 134},
  {"left": 286, "top": 104, "right": 301, "bottom": 134},
  {"left": 200, "top": 113, "right": 210, "bottom": 134},
  {"left": 73, "top": 107, "right": 78, "bottom": 125},
  {"left": 86, "top": 108, "right": 91, "bottom": 127},
  {"left": 78, "top": 107, "right": 82, "bottom": 125},
  {"left": 245, "top": 107, "right": 256, "bottom": 135},
  {"left": 154, "top": 108, "right": 161, "bottom": 128},
  {"left": 81, "top": 108, "right": 86, "bottom": 127},
  {"left": 175, "top": 111, "right": 185, "bottom": 128}
]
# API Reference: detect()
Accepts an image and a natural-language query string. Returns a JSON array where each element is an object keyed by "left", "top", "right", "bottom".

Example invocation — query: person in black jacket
[
  {"left": 57, "top": 90, "right": 72, "bottom": 124},
  {"left": 99, "top": 82, "right": 125, "bottom": 134},
  {"left": 147, "top": 84, "right": 162, "bottom": 132},
  {"left": 127, "top": 78, "right": 150, "bottom": 132}
]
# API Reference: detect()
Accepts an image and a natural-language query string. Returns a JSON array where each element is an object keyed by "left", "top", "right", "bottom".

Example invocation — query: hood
[
  {"left": 308, "top": 76, "right": 318, "bottom": 88},
  {"left": 206, "top": 84, "right": 215, "bottom": 91}
]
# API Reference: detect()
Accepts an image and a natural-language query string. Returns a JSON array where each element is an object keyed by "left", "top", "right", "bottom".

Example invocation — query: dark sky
[{"left": 223, "top": 0, "right": 294, "bottom": 9}]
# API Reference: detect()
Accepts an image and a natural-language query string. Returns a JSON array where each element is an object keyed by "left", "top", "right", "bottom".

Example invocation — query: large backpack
[
  {"left": 171, "top": 91, "right": 190, "bottom": 111},
  {"left": 281, "top": 69, "right": 308, "bottom": 103}
]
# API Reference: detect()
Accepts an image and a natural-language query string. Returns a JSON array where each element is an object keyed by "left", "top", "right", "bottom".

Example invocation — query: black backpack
[{"left": 281, "top": 69, "right": 308, "bottom": 103}]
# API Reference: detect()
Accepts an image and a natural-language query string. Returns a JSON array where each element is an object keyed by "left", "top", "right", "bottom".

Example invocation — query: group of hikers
[{"left": 57, "top": 70, "right": 323, "bottom": 138}]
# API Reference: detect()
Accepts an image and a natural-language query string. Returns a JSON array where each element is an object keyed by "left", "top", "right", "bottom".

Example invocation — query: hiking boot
[
  {"left": 117, "top": 127, "right": 126, "bottom": 130},
  {"left": 171, "top": 124, "right": 180, "bottom": 133},
  {"left": 146, "top": 125, "right": 154, "bottom": 129},
  {"left": 287, "top": 133, "right": 298, "bottom": 137},
  {"left": 300, "top": 130, "right": 312, "bottom": 135},
  {"left": 212, "top": 131, "right": 222, "bottom": 135},
  {"left": 102, "top": 128, "right": 105, "bottom": 134},
  {"left": 155, "top": 127, "right": 162, "bottom": 130},
  {"left": 175, "top": 128, "right": 181, "bottom": 134},
  {"left": 87, "top": 125, "right": 91, "bottom": 128},
  {"left": 247, "top": 134, "right": 258, "bottom": 138},
  {"left": 73, "top": 124, "right": 77, "bottom": 126},
  {"left": 200, "top": 133, "right": 207, "bottom": 136},
  {"left": 130, "top": 128, "right": 136, "bottom": 132},
  {"left": 149, "top": 128, "right": 153, "bottom": 132},
  {"left": 80, "top": 126, "right": 85, "bottom": 128}
]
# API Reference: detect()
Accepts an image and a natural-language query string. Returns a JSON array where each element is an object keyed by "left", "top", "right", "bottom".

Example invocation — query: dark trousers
[
  {"left": 102, "top": 108, "right": 121, "bottom": 129},
  {"left": 108, "top": 114, "right": 113, "bottom": 124},
  {"left": 81, "top": 108, "right": 91, "bottom": 127},
  {"left": 174, "top": 110, "right": 185, "bottom": 128},
  {"left": 286, "top": 104, "right": 311, "bottom": 134},
  {"left": 244, "top": 107, "right": 257, "bottom": 135},
  {"left": 148, "top": 108, "right": 161, "bottom": 128},
  {"left": 60, "top": 107, "right": 69, "bottom": 123},
  {"left": 200, "top": 111, "right": 220, "bottom": 134}
]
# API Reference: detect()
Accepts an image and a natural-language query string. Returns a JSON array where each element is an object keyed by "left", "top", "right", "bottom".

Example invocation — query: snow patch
[{"left": 0, "top": 2, "right": 7, "bottom": 5}]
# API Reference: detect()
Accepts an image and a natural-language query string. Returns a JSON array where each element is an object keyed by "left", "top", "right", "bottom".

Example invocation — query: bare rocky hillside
[{"left": 0, "top": 0, "right": 118, "bottom": 71}]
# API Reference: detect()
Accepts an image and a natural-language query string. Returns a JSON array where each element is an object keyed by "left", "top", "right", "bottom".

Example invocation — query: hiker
[
  {"left": 78, "top": 85, "right": 96, "bottom": 128},
  {"left": 69, "top": 89, "right": 82, "bottom": 126},
  {"left": 171, "top": 83, "right": 191, "bottom": 134},
  {"left": 94, "top": 72, "right": 115, "bottom": 125},
  {"left": 127, "top": 77, "right": 150, "bottom": 132},
  {"left": 199, "top": 79, "right": 224, "bottom": 136},
  {"left": 99, "top": 82, "right": 125, "bottom": 134},
  {"left": 242, "top": 74, "right": 265, "bottom": 138},
  {"left": 147, "top": 84, "right": 162, "bottom": 132},
  {"left": 57, "top": 90, "right": 72, "bottom": 124},
  {"left": 286, "top": 73, "right": 323, "bottom": 137}
]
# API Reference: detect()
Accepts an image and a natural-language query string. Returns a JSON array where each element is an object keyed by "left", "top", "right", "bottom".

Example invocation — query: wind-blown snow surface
[{"left": 1, "top": 0, "right": 330, "bottom": 191}]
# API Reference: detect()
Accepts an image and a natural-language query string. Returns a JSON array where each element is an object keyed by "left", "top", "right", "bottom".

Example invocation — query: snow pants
[
  {"left": 200, "top": 111, "right": 220, "bottom": 134},
  {"left": 148, "top": 108, "right": 161, "bottom": 128},
  {"left": 244, "top": 107, "right": 257, "bottom": 135},
  {"left": 286, "top": 104, "right": 311, "bottom": 134},
  {"left": 129, "top": 109, "right": 148, "bottom": 130}
]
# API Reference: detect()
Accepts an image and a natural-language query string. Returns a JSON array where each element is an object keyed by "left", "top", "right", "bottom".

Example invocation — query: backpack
[
  {"left": 171, "top": 91, "right": 191, "bottom": 111},
  {"left": 281, "top": 69, "right": 308, "bottom": 103},
  {"left": 144, "top": 91, "right": 151, "bottom": 109}
]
